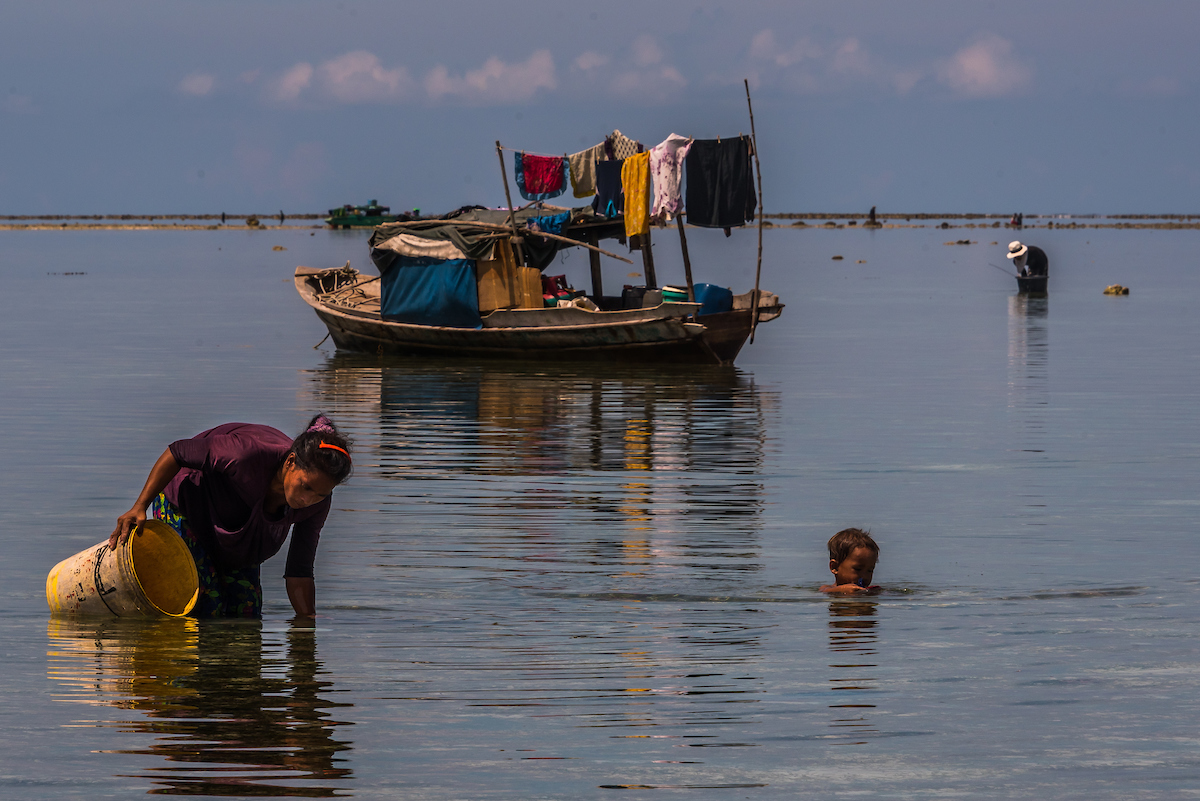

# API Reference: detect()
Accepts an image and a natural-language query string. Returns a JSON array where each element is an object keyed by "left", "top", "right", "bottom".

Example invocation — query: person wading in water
[
  {"left": 110, "top": 414, "right": 352, "bottom": 618},
  {"left": 1006, "top": 240, "right": 1048, "bottom": 277}
]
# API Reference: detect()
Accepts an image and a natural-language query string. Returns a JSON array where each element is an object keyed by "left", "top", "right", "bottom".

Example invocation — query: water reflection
[
  {"left": 827, "top": 599, "right": 879, "bottom": 745},
  {"left": 298, "top": 356, "right": 778, "bottom": 760},
  {"left": 303, "top": 356, "right": 776, "bottom": 584},
  {"left": 1007, "top": 295, "right": 1049, "bottom": 522},
  {"left": 47, "top": 618, "right": 352, "bottom": 796}
]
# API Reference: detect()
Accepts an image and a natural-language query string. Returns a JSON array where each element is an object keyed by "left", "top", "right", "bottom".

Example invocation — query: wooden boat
[
  {"left": 295, "top": 265, "right": 782, "bottom": 364},
  {"left": 1016, "top": 274, "right": 1048, "bottom": 294}
]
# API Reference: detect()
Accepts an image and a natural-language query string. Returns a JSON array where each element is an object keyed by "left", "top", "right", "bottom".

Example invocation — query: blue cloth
[
  {"left": 694, "top": 282, "right": 734, "bottom": 316},
  {"left": 527, "top": 211, "right": 570, "bottom": 235},
  {"left": 378, "top": 256, "right": 482, "bottom": 328},
  {"left": 514, "top": 153, "right": 568, "bottom": 201}
]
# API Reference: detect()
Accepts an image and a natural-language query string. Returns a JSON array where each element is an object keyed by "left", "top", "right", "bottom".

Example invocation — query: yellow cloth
[{"left": 621, "top": 151, "right": 650, "bottom": 238}]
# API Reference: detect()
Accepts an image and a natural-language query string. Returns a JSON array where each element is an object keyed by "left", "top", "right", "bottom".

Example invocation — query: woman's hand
[
  {"left": 109, "top": 448, "right": 182, "bottom": 550},
  {"left": 110, "top": 506, "right": 146, "bottom": 549}
]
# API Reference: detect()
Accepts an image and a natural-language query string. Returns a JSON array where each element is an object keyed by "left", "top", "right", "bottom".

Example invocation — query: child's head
[{"left": 827, "top": 528, "right": 879, "bottom": 587}]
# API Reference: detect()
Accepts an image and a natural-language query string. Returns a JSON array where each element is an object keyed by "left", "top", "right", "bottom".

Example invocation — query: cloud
[
  {"left": 746, "top": 30, "right": 907, "bottom": 95},
  {"left": 746, "top": 30, "right": 1035, "bottom": 99},
  {"left": 581, "top": 36, "right": 685, "bottom": 103},
  {"left": 831, "top": 39, "right": 872, "bottom": 79},
  {"left": 178, "top": 73, "right": 215, "bottom": 96},
  {"left": 574, "top": 51, "right": 609, "bottom": 72},
  {"left": 318, "top": 50, "right": 415, "bottom": 102},
  {"left": 749, "top": 30, "right": 823, "bottom": 68},
  {"left": 425, "top": 50, "right": 556, "bottom": 104},
  {"left": 269, "top": 49, "right": 556, "bottom": 105},
  {"left": 272, "top": 62, "right": 314, "bottom": 102},
  {"left": 938, "top": 36, "right": 1032, "bottom": 97}
]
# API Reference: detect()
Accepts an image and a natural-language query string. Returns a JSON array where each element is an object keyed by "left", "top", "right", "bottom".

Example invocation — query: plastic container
[
  {"left": 46, "top": 520, "right": 199, "bottom": 617},
  {"left": 641, "top": 289, "right": 663, "bottom": 307},
  {"left": 693, "top": 283, "right": 734, "bottom": 316},
  {"left": 622, "top": 285, "right": 647, "bottom": 309}
]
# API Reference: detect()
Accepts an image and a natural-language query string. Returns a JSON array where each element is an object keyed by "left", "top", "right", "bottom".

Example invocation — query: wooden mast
[
  {"left": 744, "top": 79, "right": 765, "bottom": 343},
  {"left": 495, "top": 141, "right": 525, "bottom": 265}
]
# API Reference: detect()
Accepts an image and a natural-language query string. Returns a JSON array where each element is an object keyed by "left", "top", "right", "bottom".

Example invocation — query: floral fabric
[
  {"left": 649, "top": 133, "right": 693, "bottom": 222},
  {"left": 151, "top": 493, "right": 263, "bottom": 618}
]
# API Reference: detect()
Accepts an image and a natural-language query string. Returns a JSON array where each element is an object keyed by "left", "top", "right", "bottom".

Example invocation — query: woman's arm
[
  {"left": 286, "top": 577, "right": 316, "bottom": 617},
  {"left": 109, "top": 448, "right": 181, "bottom": 548}
]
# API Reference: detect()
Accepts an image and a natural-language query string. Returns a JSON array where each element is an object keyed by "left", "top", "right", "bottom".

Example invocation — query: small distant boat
[
  {"left": 1016, "top": 273, "right": 1048, "bottom": 294},
  {"left": 325, "top": 200, "right": 409, "bottom": 229}
]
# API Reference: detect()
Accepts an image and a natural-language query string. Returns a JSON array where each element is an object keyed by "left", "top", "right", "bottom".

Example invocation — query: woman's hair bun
[{"left": 290, "top": 413, "right": 352, "bottom": 484}]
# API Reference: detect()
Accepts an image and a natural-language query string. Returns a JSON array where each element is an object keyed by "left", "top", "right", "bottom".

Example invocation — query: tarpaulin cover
[
  {"left": 693, "top": 282, "right": 734, "bottom": 316},
  {"left": 373, "top": 254, "right": 482, "bottom": 329},
  {"left": 371, "top": 205, "right": 615, "bottom": 273}
]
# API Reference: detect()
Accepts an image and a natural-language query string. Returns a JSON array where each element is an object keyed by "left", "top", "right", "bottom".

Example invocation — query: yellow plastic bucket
[{"left": 46, "top": 520, "right": 199, "bottom": 617}]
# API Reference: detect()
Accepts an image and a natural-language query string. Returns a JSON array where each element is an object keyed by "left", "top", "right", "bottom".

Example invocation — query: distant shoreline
[{"left": 2, "top": 212, "right": 1199, "bottom": 231}]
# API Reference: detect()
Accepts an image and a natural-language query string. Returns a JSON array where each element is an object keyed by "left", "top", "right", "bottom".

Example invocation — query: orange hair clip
[{"left": 319, "top": 442, "right": 350, "bottom": 459}]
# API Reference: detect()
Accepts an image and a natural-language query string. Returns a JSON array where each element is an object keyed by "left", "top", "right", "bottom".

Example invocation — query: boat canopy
[
  {"left": 368, "top": 205, "right": 622, "bottom": 329},
  {"left": 370, "top": 204, "right": 618, "bottom": 269}
]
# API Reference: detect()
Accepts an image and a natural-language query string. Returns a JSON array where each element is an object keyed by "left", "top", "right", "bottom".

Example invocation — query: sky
[{"left": 1, "top": 1, "right": 1197, "bottom": 215}]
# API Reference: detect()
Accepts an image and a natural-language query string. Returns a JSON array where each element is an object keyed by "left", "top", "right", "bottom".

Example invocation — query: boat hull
[{"left": 295, "top": 267, "right": 782, "bottom": 365}]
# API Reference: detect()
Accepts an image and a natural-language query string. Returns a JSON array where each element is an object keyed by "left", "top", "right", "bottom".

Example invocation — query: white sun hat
[{"left": 1006, "top": 241, "right": 1028, "bottom": 259}]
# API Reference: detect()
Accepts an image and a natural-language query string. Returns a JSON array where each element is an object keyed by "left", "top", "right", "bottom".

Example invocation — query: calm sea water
[{"left": 3, "top": 224, "right": 1200, "bottom": 798}]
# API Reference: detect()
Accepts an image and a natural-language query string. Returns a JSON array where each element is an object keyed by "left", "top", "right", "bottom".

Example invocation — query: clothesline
[
  {"left": 497, "top": 144, "right": 568, "bottom": 158},
  {"left": 498, "top": 132, "right": 757, "bottom": 237}
]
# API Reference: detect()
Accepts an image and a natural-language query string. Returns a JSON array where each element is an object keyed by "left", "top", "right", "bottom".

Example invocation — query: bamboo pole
[
  {"left": 640, "top": 230, "right": 658, "bottom": 289},
  {"left": 379, "top": 219, "right": 632, "bottom": 264},
  {"left": 676, "top": 216, "right": 695, "bottom": 302},
  {"left": 495, "top": 141, "right": 525, "bottom": 265},
  {"left": 744, "top": 79, "right": 765, "bottom": 344}
]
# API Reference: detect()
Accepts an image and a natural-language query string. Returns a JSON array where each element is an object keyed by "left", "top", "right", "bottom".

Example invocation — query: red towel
[{"left": 522, "top": 154, "right": 565, "bottom": 195}]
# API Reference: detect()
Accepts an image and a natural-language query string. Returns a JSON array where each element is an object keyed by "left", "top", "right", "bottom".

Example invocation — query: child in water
[{"left": 819, "top": 528, "right": 880, "bottom": 594}]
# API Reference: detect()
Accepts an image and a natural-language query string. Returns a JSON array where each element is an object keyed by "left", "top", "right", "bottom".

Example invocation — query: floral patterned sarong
[{"left": 150, "top": 494, "right": 262, "bottom": 618}]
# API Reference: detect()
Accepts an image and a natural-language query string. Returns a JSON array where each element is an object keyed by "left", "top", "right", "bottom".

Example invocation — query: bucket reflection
[
  {"left": 47, "top": 618, "right": 352, "bottom": 796},
  {"left": 827, "top": 599, "right": 879, "bottom": 745}
]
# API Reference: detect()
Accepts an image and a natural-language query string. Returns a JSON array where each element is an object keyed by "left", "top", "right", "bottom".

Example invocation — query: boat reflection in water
[
  {"left": 304, "top": 355, "right": 776, "bottom": 584},
  {"left": 827, "top": 599, "right": 880, "bottom": 745},
  {"left": 47, "top": 617, "right": 352, "bottom": 796},
  {"left": 299, "top": 356, "right": 778, "bottom": 764}
]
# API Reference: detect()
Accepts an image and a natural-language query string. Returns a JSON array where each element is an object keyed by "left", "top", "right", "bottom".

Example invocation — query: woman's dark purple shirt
[{"left": 164, "top": 423, "right": 329, "bottom": 577}]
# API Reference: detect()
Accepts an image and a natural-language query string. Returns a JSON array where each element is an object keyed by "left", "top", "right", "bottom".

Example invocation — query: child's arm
[{"left": 819, "top": 583, "right": 879, "bottom": 594}]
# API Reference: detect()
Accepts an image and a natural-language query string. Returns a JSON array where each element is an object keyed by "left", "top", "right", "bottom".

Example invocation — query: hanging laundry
[
  {"left": 621, "top": 151, "right": 651, "bottom": 238},
  {"left": 683, "top": 136, "right": 757, "bottom": 231},
  {"left": 649, "top": 133, "right": 693, "bottom": 223},
  {"left": 606, "top": 130, "right": 641, "bottom": 161},
  {"left": 568, "top": 143, "right": 606, "bottom": 198},
  {"left": 527, "top": 211, "right": 571, "bottom": 236},
  {"left": 591, "top": 159, "right": 625, "bottom": 218},
  {"left": 514, "top": 153, "right": 568, "bottom": 201}
]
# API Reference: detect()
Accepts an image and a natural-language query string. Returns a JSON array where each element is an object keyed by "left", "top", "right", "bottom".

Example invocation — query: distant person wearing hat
[{"left": 1007, "top": 241, "right": 1047, "bottom": 277}]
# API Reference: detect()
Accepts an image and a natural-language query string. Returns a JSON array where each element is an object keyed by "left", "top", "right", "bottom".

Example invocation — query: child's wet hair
[
  {"left": 827, "top": 528, "right": 879, "bottom": 563},
  {"left": 289, "top": 413, "right": 352, "bottom": 484}
]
